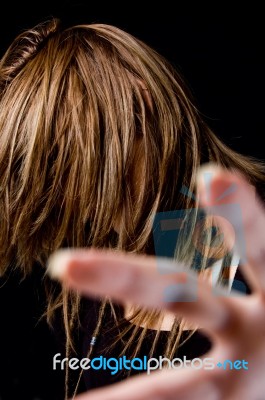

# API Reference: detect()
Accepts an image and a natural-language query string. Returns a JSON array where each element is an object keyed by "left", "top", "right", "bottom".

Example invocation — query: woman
[{"left": 0, "top": 18, "right": 264, "bottom": 399}]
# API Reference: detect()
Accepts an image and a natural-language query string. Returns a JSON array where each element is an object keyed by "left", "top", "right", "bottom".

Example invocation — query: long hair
[{"left": 0, "top": 19, "right": 264, "bottom": 398}]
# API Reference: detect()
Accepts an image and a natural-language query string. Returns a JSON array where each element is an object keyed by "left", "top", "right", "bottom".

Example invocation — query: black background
[{"left": 0, "top": 2, "right": 264, "bottom": 400}]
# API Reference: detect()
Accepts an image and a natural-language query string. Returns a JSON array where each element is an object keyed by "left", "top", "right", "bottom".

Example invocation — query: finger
[
  {"left": 47, "top": 249, "right": 233, "bottom": 334},
  {"left": 74, "top": 367, "right": 221, "bottom": 400},
  {"left": 196, "top": 163, "right": 265, "bottom": 295}
]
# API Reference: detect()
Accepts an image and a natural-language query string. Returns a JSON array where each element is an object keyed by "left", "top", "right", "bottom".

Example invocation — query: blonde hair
[{"left": 0, "top": 18, "right": 264, "bottom": 398}]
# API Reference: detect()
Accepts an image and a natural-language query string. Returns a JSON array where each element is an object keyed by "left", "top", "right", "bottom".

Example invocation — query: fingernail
[
  {"left": 47, "top": 249, "right": 73, "bottom": 279},
  {"left": 196, "top": 163, "right": 220, "bottom": 205},
  {"left": 164, "top": 283, "right": 197, "bottom": 303}
]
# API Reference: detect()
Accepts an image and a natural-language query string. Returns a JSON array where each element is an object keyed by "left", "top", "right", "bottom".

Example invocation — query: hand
[{"left": 48, "top": 165, "right": 265, "bottom": 400}]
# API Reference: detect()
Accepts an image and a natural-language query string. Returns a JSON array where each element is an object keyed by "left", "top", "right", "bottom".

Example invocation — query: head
[
  {"left": 0, "top": 18, "right": 264, "bottom": 396},
  {"left": 1, "top": 18, "right": 263, "bottom": 273},
  {"left": 0, "top": 19, "right": 199, "bottom": 271}
]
